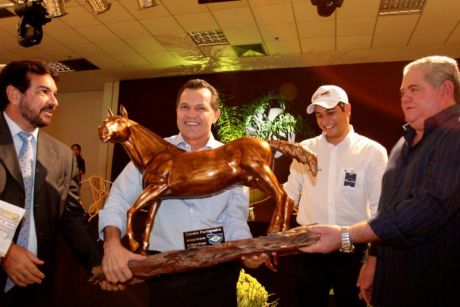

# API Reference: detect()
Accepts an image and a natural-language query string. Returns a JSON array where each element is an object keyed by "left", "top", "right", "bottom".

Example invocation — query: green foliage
[
  {"left": 237, "top": 269, "right": 278, "bottom": 307},
  {"left": 216, "top": 101, "right": 246, "bottom": 143},
  {"left": 216, "top": 92, "right": 309, "bottom": 143}
]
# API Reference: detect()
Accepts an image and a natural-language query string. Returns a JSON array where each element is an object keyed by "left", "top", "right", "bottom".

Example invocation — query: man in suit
[{"left": 0, "top": 60, "right": 101, "bottom": 306}]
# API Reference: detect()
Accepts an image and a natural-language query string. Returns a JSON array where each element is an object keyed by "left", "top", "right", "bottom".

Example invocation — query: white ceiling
[{"left": 1, "top": 0, "right": 459, "bottom": 92}]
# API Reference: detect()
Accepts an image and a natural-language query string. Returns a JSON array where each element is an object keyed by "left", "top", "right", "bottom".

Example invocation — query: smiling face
[
  {"left": 7, "top": 72, "right": 58, "bottom": 132},
  {"left": 314, "top": 102, "right": 351, "bottom": 145},
  {"left": 176, "top": 87, "right": 220, "bottom": 151}
]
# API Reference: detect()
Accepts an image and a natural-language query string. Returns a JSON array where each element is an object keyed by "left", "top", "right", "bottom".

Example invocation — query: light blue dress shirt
[
  {"left": 98, "top": 133, "right": 252, "bottom": 252},
  {"left": 3, "top": 112, "right": 38, "bottom": 256}
]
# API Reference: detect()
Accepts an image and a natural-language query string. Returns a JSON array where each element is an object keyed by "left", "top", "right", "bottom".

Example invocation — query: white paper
[{"left": 0, "top": 200, "right": 25, "bottom": 257}]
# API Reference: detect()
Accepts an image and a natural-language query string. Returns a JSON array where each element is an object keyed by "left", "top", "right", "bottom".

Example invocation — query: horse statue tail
[{"left": 267, "top": 140, "right": 318, "bottom": 177}]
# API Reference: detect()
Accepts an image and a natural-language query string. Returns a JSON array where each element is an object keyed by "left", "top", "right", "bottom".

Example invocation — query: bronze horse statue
[{"left": 98, "top": 105, "right": 317, "bottom": 253}]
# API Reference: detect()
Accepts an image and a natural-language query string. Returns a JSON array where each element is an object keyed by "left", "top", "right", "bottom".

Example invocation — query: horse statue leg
[
  {"left": 283, "top": 197, "right": 295, "bottom": 231},
  {"left": 268, "top": 186, "right": 287, "bottom": 233},
  {"left": 252, "top": 164, "right": 288, "bottom": 233},
  {"left": 141, "top": 199, "right": 161, "bottom": 254},
  {"left": 127, "top": 184, "right": 167, "bottom": 252}
]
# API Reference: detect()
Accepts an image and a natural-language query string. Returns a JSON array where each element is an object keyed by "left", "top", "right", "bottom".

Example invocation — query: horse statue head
[{"left": 98, "top": 105, "right": 132, "bottom": 143}]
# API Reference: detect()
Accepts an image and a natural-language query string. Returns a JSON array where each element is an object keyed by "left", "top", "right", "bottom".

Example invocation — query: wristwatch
[{"left": 339, "top": 226, "right": 355, "bottom": 253}]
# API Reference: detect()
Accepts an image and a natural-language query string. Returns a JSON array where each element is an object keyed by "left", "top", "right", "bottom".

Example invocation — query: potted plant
[
  {"left": 215, "top": 92, "right": 312, "bottom": 210},
  {"left": 216, "top": 92, "right": 309, "bottom": 144}
]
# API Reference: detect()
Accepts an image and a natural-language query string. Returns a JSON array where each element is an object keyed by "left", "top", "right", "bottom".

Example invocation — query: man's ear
[
  {"left": 213, "top": 108, "right": 221, "bottom": 124},
  {"left": 441, "top": 80, "right": 454, "bottom": 97},
  {"left": 345, "top": 102, "right": 351, "bottom": 113},
  {"left": 6, "top": 85, "right": 21, "bottom": 105}
]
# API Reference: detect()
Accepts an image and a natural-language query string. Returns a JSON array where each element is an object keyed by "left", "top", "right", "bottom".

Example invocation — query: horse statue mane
[{"left": 98, "top": 105, "right": 317, "bottom": 253}]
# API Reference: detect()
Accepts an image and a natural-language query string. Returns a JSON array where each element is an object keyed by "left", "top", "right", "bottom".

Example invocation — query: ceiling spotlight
[
  {"left": 311, "top": 0, "right": 344, "bottom": 17},
  {"left": 14, "top": 0, "right": 51, "bottom": 47},
  {"left": 85, "top": 0, "right": 111, "bottom": 15},
  {"left": 137, "top": 0, "right": 159, "bottom": 9},
  {"left": 42, "top": 0, "right": 67, "bottom": 18}
]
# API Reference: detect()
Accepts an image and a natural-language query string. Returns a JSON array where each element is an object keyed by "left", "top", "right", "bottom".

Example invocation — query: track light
[
  {"left": 14, "top": 0, "right": 51, "bottom": 47},
  {"left": 6, "top": 0, "right": 159, "bottom": 47},
  {"left": 85, "top": 0, "right": 111, "bottom": 15},
  {"left": 311, "top": 0, "right": 344, "bottom": 17},
  {"left": 136, "top": 0, "right": 159, "bottom": 10},
  {"left": 42, "top": 0, "right": 67, "bottom": 18}
]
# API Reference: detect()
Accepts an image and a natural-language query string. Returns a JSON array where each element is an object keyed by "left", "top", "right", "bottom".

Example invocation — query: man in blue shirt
[
  {"left": 301, "top": 56, "right": 460, "bottom": 307},
  {"left": 98, "top": 79, "right": 252, "bottom": 306}
]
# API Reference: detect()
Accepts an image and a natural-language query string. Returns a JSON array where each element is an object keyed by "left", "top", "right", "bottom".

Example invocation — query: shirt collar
[
  {"left": 3, "top": 111, "right": 39, "bottom": 140},
  {"left": 320, "top": 125, "right": 355, "bottom": 146},
  {"left": 403, "top": 104, "right": 460, "bottom": 143},
  {"left": 172, "top": 133, "right": 220, "bottom": 151}
]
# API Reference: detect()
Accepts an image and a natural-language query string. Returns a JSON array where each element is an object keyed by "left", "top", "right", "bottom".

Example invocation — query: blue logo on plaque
[{"left": 207, "top": 233, "right": 223, "bottom": 244}]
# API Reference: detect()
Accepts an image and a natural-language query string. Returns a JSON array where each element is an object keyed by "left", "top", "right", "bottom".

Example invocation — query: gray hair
[{"left": 404, "top": 55, "right": 460, "bottom": 103}]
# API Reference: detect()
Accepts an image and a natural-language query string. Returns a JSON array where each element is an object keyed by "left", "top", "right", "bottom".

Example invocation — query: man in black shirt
[{"left": 71, "top": 143, "right": 86, "bottom": 182}]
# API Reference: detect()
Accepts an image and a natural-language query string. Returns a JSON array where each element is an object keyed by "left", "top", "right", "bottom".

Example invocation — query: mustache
[{"left": 40, "top": 104, "right": 56, "bottom": 113}]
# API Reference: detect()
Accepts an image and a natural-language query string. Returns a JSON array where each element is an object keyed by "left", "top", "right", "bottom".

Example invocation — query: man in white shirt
[{"left": 278, "top": 85, "right": 388, "bottom": 307}]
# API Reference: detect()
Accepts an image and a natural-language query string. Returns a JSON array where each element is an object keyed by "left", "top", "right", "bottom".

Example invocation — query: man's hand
[
  {"left": 101, "top": 227, "right": 146, "bottom": 287},
  {"left": 0, "top": 243, "right": 45, "bottom": 287},
  {"left": 241, "top": 252, "right": 277, "bottom": 272},
  {"left": 102, "top": 238, "right": 146, "bottom": 284},
  {"left": 298, "top": 224, "right": 341, "bottom": 253},
  {"left": 98, "top": 280, "right": 127, "bottom": 292},
  {"left": 357, "top": 255, "right": 376, "bottom": 305}
]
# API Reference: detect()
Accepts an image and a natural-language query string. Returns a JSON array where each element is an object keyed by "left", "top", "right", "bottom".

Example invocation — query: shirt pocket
[{"left": 340, "top": 168, "right": 365, "bottom": 195}]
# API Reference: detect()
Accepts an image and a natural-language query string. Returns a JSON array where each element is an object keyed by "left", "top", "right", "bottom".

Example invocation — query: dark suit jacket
[{"left": 0, "top": 113, "right": 101, "bottom": 299}]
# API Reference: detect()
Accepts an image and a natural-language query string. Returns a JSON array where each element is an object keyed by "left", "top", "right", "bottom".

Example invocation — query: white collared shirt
[{"left": 283, "top": 127, "right": 388, "bottom": 225}]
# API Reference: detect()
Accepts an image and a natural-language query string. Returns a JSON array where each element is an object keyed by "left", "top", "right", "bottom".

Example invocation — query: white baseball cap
[{"left": 306, "top": 85, "right": 349, "bottom": 114}]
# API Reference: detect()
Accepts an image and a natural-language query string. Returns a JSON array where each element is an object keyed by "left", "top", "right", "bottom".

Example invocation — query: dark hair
[
  {"left": 71, "top": 144, "right": 81, "bottom": 150},
  {"left": 176, "top": 79, "right": 220, "bottom": 110},
  {"left": 0, "top": 60, "right": 58, "bottom": 111}
]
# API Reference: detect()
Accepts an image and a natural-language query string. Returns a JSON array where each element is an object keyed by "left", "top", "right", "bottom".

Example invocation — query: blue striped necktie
[{"left": 4, "top": 131, "right": 34, "bottom": 292}]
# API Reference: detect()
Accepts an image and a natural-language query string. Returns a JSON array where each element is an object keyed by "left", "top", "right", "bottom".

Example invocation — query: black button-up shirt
[{"left": 369, "top": 104, "right": 460, "bottom": 306}]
